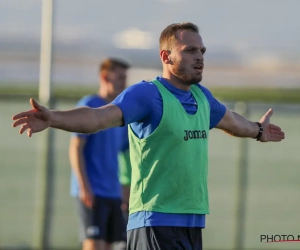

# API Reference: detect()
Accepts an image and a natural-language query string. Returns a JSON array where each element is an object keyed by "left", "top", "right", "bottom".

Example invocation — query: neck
[
  {"left": 162, "top": 71, "right": 191, "bottom": 91},
  {"left": 98, "top": 89, "right": 115, "bottom": 103}
]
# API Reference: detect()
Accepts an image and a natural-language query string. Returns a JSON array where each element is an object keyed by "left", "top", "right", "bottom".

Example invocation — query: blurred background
[{"left": 1, "top": 0, "right": 299, "bottom": 249}]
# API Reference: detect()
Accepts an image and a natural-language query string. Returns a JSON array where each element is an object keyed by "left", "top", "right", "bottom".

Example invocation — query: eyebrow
[{"left": 185, "top": 45, "right": 206, "bottom": 52}]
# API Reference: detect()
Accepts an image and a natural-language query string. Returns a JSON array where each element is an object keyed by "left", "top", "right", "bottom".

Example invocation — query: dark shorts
[
  {"left": 76, "top": 196, "right": 126, "bottom": 243},
  {"left": 127, "top": 226, "right": 202, "bottom": 250}
]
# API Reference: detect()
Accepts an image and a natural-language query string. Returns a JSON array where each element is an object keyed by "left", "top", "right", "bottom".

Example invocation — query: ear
[
  {"left": 100, "top": 72, "right": 109, "bottom": 82},
  {"left": 160, "top": 50, "right": 172, "bottom": 65}
]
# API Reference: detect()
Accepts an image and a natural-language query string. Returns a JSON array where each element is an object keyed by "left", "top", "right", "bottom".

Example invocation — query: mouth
[{"left": 193, "top": 64, "right": 204, "bottom": 72}]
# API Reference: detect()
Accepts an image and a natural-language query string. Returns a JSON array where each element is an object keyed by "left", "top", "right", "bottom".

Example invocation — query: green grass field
[{"left": 1, "top": 98, "right": 300, "bottom": 250}]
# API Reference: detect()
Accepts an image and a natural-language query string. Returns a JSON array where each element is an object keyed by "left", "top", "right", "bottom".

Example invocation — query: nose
[{"left": 194, "top": 51, "right": 204, "bottom": 62}]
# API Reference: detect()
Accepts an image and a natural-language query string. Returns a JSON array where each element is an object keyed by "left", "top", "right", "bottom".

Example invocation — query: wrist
[
  {"left": 255, "top": 122, "right": 263, "bottom": 141},
  {"left": 79, "top": 183, "right": 89, "bottom": 193},
  {"left": 49, "top": 110, "right": 56, "bottom": 128},
  {"left": 78, "top": 179, "right": 89, "bottom": 190}
]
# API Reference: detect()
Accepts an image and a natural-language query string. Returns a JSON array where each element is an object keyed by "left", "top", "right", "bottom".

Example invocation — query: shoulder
[
  {"left": 116, "top": 80, "right": 161, "bottom": 101},
  {"left": 112, "top": 79, "right": 162, "bottom": 124},
  {"left": 126, "top": 80, "right": 159, "bottom": 93},
  {"left": 113, "top": 80, "right": 161, "bottom": 105},
  {"left": 195, "top": 84, "right": 218, "bottom": 101},
  {"left": 195, "top": 84, "right": 226, "bottom": 124},
  {"left": 77, "top": 94, "right": 105, "bottom": 107},
  {"left": 195, "top": 84, "right": 212, "bottom": 95}
]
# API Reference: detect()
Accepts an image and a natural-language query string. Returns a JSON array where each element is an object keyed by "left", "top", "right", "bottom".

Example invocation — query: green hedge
[
  {"left": 1, "top": 85, "right": 300, "bottom": 103},
  {"left": 210, "top": 87, "right": 300, "bottom": 103}
]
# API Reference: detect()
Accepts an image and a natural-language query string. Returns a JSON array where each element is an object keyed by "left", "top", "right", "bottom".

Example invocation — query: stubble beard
[{"left": 173, "top": 63, "right": 202, "bottom": 86}]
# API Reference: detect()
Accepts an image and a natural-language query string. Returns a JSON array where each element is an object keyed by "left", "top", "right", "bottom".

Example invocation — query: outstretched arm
[
  {"left": 215, "top": 107, "right": 285, "bottom": 142},
  {"left": 12, "top": 98, "right": 124, "bottom": 137}
]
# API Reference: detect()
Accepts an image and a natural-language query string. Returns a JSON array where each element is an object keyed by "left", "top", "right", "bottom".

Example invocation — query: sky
[
  {"left": 1, "top": 0, "right": 300, "bottom": 86},
  {"left": 1, "top": 0, "right": 300, "bottom": 53}
]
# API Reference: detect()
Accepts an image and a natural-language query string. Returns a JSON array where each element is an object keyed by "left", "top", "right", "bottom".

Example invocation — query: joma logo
[{"left": 184, "top": 130, "right": 207, "bottom": 141}]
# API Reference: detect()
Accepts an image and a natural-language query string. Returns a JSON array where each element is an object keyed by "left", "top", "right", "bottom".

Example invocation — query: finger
[
  {"left": 89, "top": 195, "right": 95, "bottom": 207},
  {"left": 12, "top": 117, "right": 29, "bottom": 127},
  {"left": 81, "top": 197, "right": 88, "bottom": 207},
  {"left": 27, "top": 129, "right": 33, "bottom": 137},
  {"left": 91, "top": 196, "right": 95, "bottom": 206},
  {"left": 270, "top": 132, "right": 285, "bottom": 139},
  {"left": 269, "top": 137, "right": 284, "bottom": 142},
  {"left": 86, "top": 198, "right": 92, "bottom": 208},
  {"left": 82, "top": 196, "right": 91, "bottom": 208},
  {"left": 270, "top": 128, "right": 285, "bottom": 135},
  {"left": 30, "top": 98, "right": 43, "bottom": 111},
  {"left": 269, "top": 123, "right": 282, "bottom": 131},
  {"left": 12, "top": 111, "right": 34, "bottom": 120},
  {"left": 271, "top": 134, "right": 285, "bottom": 139},
  {"left": 19, "top": 124, "right": 29, "bottom": 134},
  {"left": 269, "top": 133, "right": 285, "bottom": 140},
  {"left": 271, "top": 132, "right": 285, "bottom": 138},
  {"left": 266, "top": 108, "right": 273, "bottom": 118}
]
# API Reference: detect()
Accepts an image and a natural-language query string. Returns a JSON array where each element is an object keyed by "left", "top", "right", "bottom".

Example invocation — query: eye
[{"left": 186, "top": 48, "right": 196, "bottom": 53}]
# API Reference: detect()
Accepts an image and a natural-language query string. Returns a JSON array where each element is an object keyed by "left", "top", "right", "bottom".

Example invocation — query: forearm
[
  {"left": 50, "top": 104, "right": 124, "bottom": 134},
  {"left": 50, "top": 107, "right": 102, "bottom": 134},
  {"left": 69, "top": 146, "right": 90, "bottom": 190},
  {"left": 227, "top": 111, "right": 259, "bottom": 138}
]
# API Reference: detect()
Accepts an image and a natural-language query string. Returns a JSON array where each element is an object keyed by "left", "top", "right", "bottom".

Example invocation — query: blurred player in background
[{"left": 69, "top": 58, "right": 130, "bottom": 250}]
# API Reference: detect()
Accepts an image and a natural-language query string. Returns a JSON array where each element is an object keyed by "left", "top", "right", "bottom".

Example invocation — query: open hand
[
  {"left": 12, "top": 98, "right": 51, "bottom": 137},
  {"left": 258, "top": 108, "right": 285, "bottom": 142}
]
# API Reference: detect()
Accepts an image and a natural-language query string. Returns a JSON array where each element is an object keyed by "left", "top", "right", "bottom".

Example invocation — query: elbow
[
  {"left": 82, "top": 113, "right": 106, "bottom": 134},
  {"left": 84, "top": 127, "right": 102, "bottom": 135},
  {"left": 90, "top": 117, "right": 106, "bottom": 134}
]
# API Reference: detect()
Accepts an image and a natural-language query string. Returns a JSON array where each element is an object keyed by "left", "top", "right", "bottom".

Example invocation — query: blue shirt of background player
[
  {"left": 70, "top": 95, "right": 129, "bottom": 198},
  {"left": 112, "top": 76, "right": 226, "bottom": 230}
]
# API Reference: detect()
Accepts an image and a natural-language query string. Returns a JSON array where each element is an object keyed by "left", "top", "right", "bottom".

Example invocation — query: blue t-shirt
[
  {"left": 112, "top": 76, "right": 226, "bottom": 230},
  {"left": 70, "top": 95, "right": 129, "bottom": 198}
]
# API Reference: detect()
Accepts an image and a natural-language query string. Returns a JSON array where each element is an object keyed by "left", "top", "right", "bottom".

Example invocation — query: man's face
[
  {"left": 168, "top": 30, "right": 206, "bottom": 85},
  {"left": 106, "top": 67, "right": 128, "bottom": 96}
]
